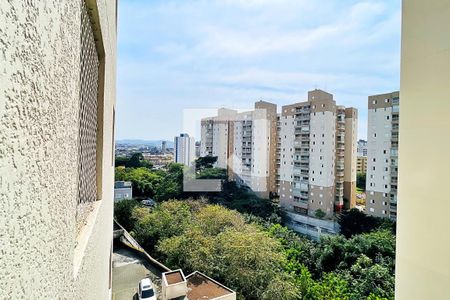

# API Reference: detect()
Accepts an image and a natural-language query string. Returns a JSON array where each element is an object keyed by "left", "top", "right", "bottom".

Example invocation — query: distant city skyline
[{"left": 116, "top": 0, "right": 401, "bottom": 141}]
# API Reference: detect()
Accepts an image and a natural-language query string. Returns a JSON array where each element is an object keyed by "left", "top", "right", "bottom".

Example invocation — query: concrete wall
[
  {"left": 396, "top": 1, "right": 450, "bottom": 299},
  {"left": 0, "top": 0, "right": 116, "bottom": 298}
]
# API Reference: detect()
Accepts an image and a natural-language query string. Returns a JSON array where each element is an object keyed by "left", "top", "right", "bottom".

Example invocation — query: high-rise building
[
  {"left": 278, "top": 89, "right": 357, "bottom": 237},
  {"left": 357, "top": 139, "right": 368, "bottom": 156},
  {"left": 357, "top": 156, "right": 368, "bottom": 174},
  {"left": 175, "top": 133, "right": 196, "bottom": 166},
  {"left": 162, "top": 140, "right": 167, "bottom": 153},
  {"left": 365, "top": 92, "right": 399, "bottom": 220},
  {"left": 0, "top": 1, "right": 117, "bottom": 298},
  {"left": 200, "top": 108, "right": 237, "bottom": 169},
  {"left": 195, "top": 141, "right": 201, "bottom": 158},
  {"left": 200, "top": 102, "right": 277, "bottom": 197}
]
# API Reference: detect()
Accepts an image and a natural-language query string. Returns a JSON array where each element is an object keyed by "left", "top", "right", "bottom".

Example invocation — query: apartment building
[
  {"left": 0, "top": 0, "right": 116, "bottom": 298},
  {"left": 175, "top": 133, "right": 196, "bottom": 167},
  {"left": 201, "top": 108, "right": 236, "bottom": 169},
  {"left": 365, "top": 92, "right": 399, "bottom": 220},
  {"left": 200, "top": 102, "right": 277, "bottom": 197},
  {"left": 278, "top": 90, "right": 357, "bottom": 237},
  {"left": 357, "top": 139, "right": 368, "bottom": 156},
  {"left": 357, "top": 156, "right": 368, "bottom": 174}
]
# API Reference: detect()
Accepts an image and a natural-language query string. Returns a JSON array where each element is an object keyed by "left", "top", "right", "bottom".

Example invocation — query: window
[
  {"left": 370, "top": 199, "right": 375, "bottom": 204},
  {"left": 77, "top": 0, "right": 101, "bottom": 221},
  {"left": 372, "top": 100, "right": 377, "bottom": 104},
  {"left": 369, "top": 208, "right": 375, "bottom": 212}
]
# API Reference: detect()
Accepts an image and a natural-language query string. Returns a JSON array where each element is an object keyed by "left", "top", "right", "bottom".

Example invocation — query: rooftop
[
  {"left": 186, "top": 271, "right": 235, "bottom": 300},
  {"left": 114, "top": 181, "right": 132, "bottom": 188}
]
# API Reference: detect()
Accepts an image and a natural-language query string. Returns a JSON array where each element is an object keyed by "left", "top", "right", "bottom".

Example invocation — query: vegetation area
[
  {"left": 357, "top": 172, "right": 366, "bottom": 191},
  {"left": 115, "top": 154, "right": 279, "bottom": 220},
  {"left": 114, "top": 153, "right": 396, "bottom": 299}
]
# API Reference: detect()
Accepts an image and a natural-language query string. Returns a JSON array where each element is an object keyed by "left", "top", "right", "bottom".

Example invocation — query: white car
[
  {"left": 138, "top": 278, "right": 156, "bottom": 300},
  {"left": 141, "top": 199, "right": 156, "bottom": 207}
]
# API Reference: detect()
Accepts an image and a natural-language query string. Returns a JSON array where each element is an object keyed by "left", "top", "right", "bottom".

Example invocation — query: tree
[
  {"left": 338, "top": 209, "right": 396, "bottom": 238},
  {"left": 154, "top": 163, "right": 185, "bottom": 201},
  {"left": 114, "top": 199, "right": 140, "bottom": 231},
  {"left": 132, "top": 200, "right": 192, "bottom": 251},
  {"left": 115, "top": 167, "right": 162, "bottom": 198},
  {"left": 357, "top": 172, "right": 366, "bottom": 190},
  {"left": 115, "top": 153, "right": 153, "bottom": 169},
  {"left": 155, "top": 202, "right": 295, "bottom": 300},
  {"left": 196, "top": 167, "right": 226, "bottom": 179},
  {"left": 315, "top": 209, "right": 326, "bottom": 219},
  {"left": 195, "top": 156, "right": 218, "bottom": 171}
]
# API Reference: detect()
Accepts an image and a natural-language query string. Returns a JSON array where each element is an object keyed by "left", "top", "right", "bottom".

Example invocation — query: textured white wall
[
  {"left": 0, "top": 0, "right": 116, "bottom": 298},
  {"left": 309, "top": 111, "right": 335, "bottom": 188},
  {"left": 366, "top": 107, "right": 392, "bottom": 193}
]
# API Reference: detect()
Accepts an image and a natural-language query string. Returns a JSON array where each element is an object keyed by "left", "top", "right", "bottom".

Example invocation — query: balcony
[{"left": 295, "top": 114, "right": 310, "bottom": 121}]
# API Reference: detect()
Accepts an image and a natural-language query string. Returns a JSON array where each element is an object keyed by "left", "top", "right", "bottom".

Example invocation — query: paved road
[{"left": 112, "top": 245, "right": 163, "bottom": 300}]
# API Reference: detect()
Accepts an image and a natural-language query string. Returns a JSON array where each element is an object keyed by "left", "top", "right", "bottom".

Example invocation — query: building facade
[
  {"left": 365, "top": 92, "right": 399, "bottom": 220},
  {"left": 200, "top": 102, "right": 277, "bottom": 197},
  {"left": 174, "top": 133, "right": 196, "bottom": 167},
  {"left": 278, "top": 90, "right": 357, "bottom": 235},
  {"left": 357, "top": 156, "right": 368, "bottom": 174},
  {"left": 114, "top": 181, "right": 133, "bottom": 201},
  {"left": 0, "top": 0, "right": 117, "bottom": 298},
  {"left": 357, "top": 139, "right": 368, "bottom": 156}
]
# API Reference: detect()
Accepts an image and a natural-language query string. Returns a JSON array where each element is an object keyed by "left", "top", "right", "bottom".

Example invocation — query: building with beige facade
[
  {"left": 278, "top": 89, "right": 358, "bottom": 237},
  {"left": 200, "top": 102, "right": 277, "bottom": 197},
  {"left": 0, "top": 0, "right": 117, "bottom": 298},
  {"left": 365, "top": 92, "right": 399, "bottom": 220},
  {"left": 357, "top": 156, "right": 367, "bottom": 174}
]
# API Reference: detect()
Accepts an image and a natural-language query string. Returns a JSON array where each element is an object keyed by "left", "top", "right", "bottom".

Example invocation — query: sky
[{"left": 116, "top": 0, "right": 401, "bottom": 141}]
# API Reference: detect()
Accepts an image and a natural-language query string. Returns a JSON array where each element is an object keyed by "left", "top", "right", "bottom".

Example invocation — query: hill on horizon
[{"left": 116, "top": 139, "right": 174, "bottom": 148}]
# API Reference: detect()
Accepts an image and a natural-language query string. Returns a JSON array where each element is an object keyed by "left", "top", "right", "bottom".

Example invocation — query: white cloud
[{"left": 117, "top": 0, "right": 401, "bottom": 140}]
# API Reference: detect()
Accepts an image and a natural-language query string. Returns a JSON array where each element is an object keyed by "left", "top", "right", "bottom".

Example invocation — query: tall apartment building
[
  {"left": 201, "top": 108, "right": 236, "bottom": 169},
  {"left": 357, "top": 156, "right": 368, "bottom": 174},
  {"left": 278, "top": 90, "right": 357, "bottom": 237},
  {"left": 365, "top": 92, "right": 399, "bottom": 220},
  {"left": 0, "top": 1, "right": 117, "bottom": 298},
  {"left": 357, "top": 139, "right": 368, "bottom": 156},
  {"left": 175, "top": 133, "right": 196, "bottom": 166},
  {"left": 200, "top": 102, "right": 277, "bottom": 197}
]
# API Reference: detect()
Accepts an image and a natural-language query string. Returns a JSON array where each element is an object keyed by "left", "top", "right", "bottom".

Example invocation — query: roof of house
[{"left": 186, "top": 271, "right": 235, "bottom": 300}]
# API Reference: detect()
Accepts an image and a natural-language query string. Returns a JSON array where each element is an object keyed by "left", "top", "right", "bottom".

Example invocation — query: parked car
[
  {"left": 138, "top": 278, "right": 156, "bottom": 300},
  {"left": 141, "top": 199, "right": 156, "bottom": 207}
]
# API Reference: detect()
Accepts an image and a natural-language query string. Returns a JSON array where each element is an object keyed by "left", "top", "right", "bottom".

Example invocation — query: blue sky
[{"left": 116, "top": 0, "right": 401, "bottom": 141}]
